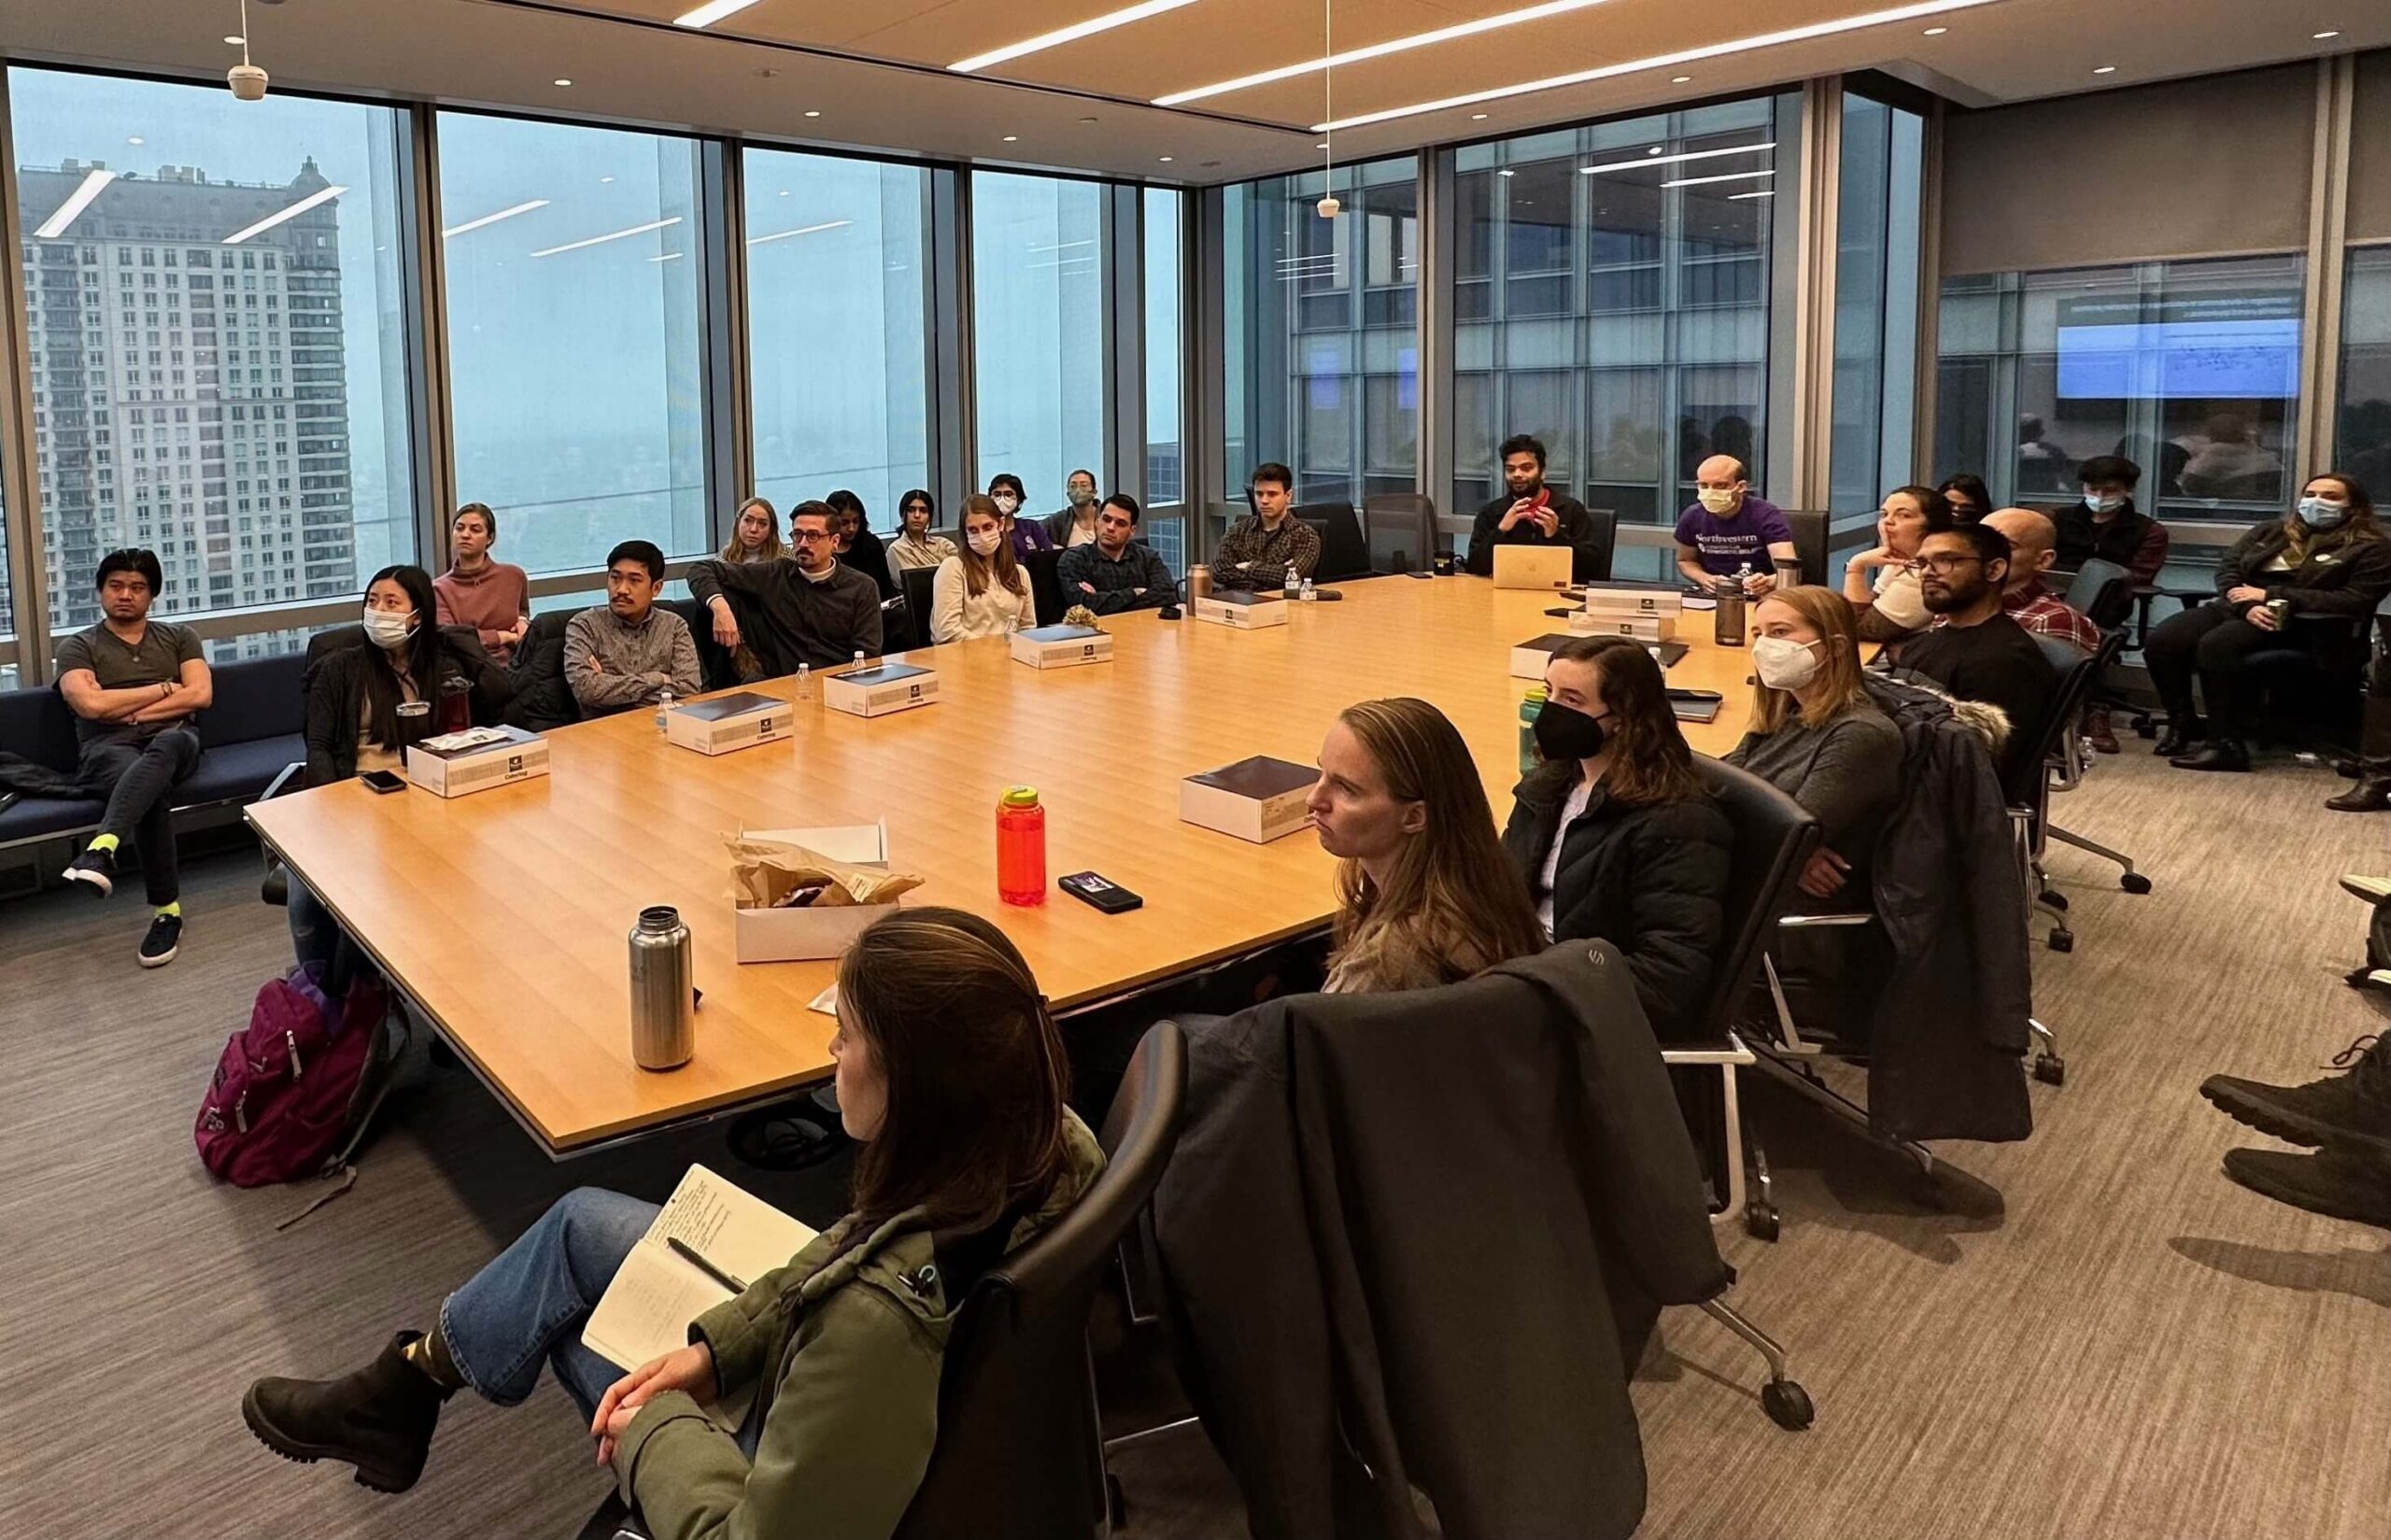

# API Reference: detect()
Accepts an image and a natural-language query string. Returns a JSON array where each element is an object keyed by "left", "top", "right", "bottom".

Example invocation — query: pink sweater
[{"left": 433, "top": 562, "right": 530, "bottom": 664}]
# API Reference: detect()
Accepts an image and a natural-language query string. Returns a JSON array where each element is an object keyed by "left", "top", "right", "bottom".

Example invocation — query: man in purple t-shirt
[{"left": 1673, "top": 455, "right": 1798, "bottom": 596}]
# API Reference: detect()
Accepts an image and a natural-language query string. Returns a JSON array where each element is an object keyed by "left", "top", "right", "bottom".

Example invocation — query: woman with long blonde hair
[
  {"left": 1727, "top": 585, "right": 1902, "bottom": 902},
  {"left": 718, "top": 496, "right": 785, "bottom": 564},
  {"left": 1308, "top": 698, "right": 1546, "bottom": 994},
  {"left": 928, "top": 494, "right": 1035, "bottom": 642}
]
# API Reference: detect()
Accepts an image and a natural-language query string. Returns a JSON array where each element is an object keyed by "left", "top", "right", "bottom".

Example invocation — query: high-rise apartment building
[{"left": 16, "top": 157, "right": 354, "bottom": 638}]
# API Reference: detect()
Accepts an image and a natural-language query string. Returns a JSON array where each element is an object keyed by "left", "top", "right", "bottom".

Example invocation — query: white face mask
[
  {"left": 361, "top": 608, "right": 417, "bottom": 651},
  {"left": 968, "top": 528, "right": 1003, "bottom": 557},
  {"left": 2084, "top": 492, "right": 2125, "bottom": 515},
  {"left": 992, "top": 493, "right": 1020, "bottom": 516},
  {"left": 1697, "top": 487, "right": 1740, "bottom": 516},
  {"left": 1751, "top": 635, "right": 1821, "bottom": 691}
]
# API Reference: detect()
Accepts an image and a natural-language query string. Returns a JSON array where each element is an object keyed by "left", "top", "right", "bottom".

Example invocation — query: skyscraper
[{"left": 17, "top": 157, "right": 354, "bottom": 641}]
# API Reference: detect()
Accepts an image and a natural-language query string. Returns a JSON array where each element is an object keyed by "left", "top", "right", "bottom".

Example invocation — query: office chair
[
  {"left": 1779, "top": 509, "right": 1831, "bottom": 588},
  {"left": 2043, "top": 561, "right": 2155, "bottom": 898},
  {"left": 898, "top": 565, "right": 940, "bottom": 648},
  {"left": 1361, "top": 491, "right": 1437, "bottom": 572},
  {"left": 1293, "top": 502, "right": 1372, "bottom": 582},
  {"left": 582, "top": 1021, "right": 1187, "bottom": 1540},
  {"left": 1025, "top": 549, "right": 1068, "bottom": 626}
]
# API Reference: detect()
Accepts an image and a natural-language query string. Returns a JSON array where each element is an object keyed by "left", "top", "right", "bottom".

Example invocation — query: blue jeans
[{"left": 437, "top": 1188, "right": 764, "bottom": 1459}]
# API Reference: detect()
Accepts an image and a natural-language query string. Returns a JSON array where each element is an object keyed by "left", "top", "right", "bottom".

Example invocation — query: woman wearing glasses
[
  {"left": 1842, "top": 484, "right": 1954, "bottom": 656},
  {"left": 887, "top": 489, "right": 957, "bottom": 573}
]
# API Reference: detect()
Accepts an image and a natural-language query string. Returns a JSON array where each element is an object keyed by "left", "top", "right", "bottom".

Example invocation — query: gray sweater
[
  {"left": 688, "top": 558, "right": 883, "bottom": 674},
  {"left": 564, "top": 604, "right": 701, "bottom": 715},
  {"left": 1725, "top": 701, "right": 1903, "bottom": 850}
]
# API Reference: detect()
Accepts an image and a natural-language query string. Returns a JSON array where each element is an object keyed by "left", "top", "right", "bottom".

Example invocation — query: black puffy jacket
[
  {"left": 302, "top": 629, "right": 511, "bottom": 787},
  {"left": 1501, "top": 769, "right": 1731, "bottom": 1039}
]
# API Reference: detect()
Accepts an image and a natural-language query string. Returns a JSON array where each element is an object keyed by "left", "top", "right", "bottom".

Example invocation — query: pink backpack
[{"left": 195, "top": 967, "right": 394, "bottom": 1189}]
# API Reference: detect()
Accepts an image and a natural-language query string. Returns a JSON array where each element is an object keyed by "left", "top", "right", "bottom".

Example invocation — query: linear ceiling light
[
  {"left": 1310, "top": 0, "right": 2002, "bottom": 132},
  {"left": 1580, "top": 140, "right": 1773, "bottom": 175},
  {"left": 1662, "top": 168, "right": 1774, "bottom": 188},
  {"left": 952, "top": 0, "right": 1199, "bottom": 73},
  {"left": 34, "top": 167, "right": 117, "bottom": 239},
  {"left": 442, "top": 198, "right": 550, "bottom": 238},
  {"left": 1729, "top": 190, "right": 1776, "bottom": 199},
  {"left": 746, "top": 219, "right": 851, "bottom": 247},
  {"left": 531, "top": 216, "right": 681, "bottom": 257},
  {"left": 223, "top": 184, "right": 348, "bottom": 245},
  {"left": 673, "top": 0, "right": 766, "bottom": 27},
  {"left": 1156, "top": 0, "right": 1622, "bottom": 107}
]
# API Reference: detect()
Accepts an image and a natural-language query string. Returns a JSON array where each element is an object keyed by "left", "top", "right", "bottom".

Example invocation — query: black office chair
[
  {"left": 1361, "top": 492, "right": 1437, "bottom": 572},
  {"left": 1780, "top": 509, "right": 1831, "bottom": 589},
  {"left": 1024, "top": 549, "right": 1068, "bottom": 626},
  {"left": 2061, "top": 558, "right": 2134, "bottom": 632},
  {"left": 581, "top": 1021, "right": 1187, "bottom": 1540},
  {"left": 2016, "top": 634, "right": 2120, "bottom": 972},
  {"left": 898, "top": 565, "right": 941, "bottom": 647},
  {"left": 1577, "top": 507, "right": 1619, "bottom": 582},
  {"left": 1294, "top": 502, "right": 1372, "bottom": 582}
]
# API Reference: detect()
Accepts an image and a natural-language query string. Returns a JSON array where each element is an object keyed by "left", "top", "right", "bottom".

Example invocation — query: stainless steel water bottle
[
  {"left": 628, "top": 905, "right": 695, "bottom": 1070},
  {"left": 1714, "top": 580, "right": 1747, "bottom": 647}
]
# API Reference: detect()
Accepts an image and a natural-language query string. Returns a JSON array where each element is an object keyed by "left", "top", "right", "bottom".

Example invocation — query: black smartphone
[
  {"left": 1058, "top": 871, "right": 1143, "bottom": 913},
  {"left": 361, "top": 770, "right": 408, "bottom": 795}
]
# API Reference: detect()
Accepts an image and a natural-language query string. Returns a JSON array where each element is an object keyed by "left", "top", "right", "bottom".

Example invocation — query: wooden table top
[{"left": 249, "top": 576, "right": 1762, "bottom": 1153}]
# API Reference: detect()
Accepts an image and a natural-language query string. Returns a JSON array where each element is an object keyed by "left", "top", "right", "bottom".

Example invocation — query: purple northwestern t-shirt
[{"left": 1674, "top": 495, "right": 1794, "bottom": 578}]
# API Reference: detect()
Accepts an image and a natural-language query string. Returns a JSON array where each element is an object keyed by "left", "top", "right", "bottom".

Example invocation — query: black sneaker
[
  {"left": 62, "top": 846, "right": 116, "bottom": 898},
  {"left": 2222, "top": 1146, "right": 2391, "bottom": 1232},
  {"left": 2200, "top": 1035, "right": 2391, "bottom": 1160},
  {"left": 243, "top": 1332, "right": 449, "bottom": 1493},
  {"left": 137, "top": 912, "right": 182, "bottom": 969}
]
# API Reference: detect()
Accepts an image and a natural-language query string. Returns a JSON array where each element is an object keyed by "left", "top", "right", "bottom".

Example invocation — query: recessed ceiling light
[
  {"left": 1310, "top": 0, "right": 2002, "bottom": 132},
  {"left": 1002, "top": 134, "right": 1020, "bottom": 142},
  {"left": 803, "top": 109, "right": 822, "bottom": 118},
  {"left": 1158, "top": 155, "right": 1174, "bottom": 162},
  {"left": 223, "top": 184, "right": 348, "bottom": 245},
  {"left": 442, "top": 198, "right": 550, "bottom": 239},
  {"left": 953, "top": 0, "right": 1200, "bottom": 74},
  {"left": 554, "top": 78, "right": 573, "bottom": 87},
  {"left": 777, "top": 189, "right": 791, "bottom": 196},
  {"left": 601, "top": 176, "right": 615, "bottom": 184},
  {"left": 1672, "top": 75, "right": 1692, "bottom": 84},
  {"left": 1157, "top": 0, "right": 1627, "bottom": 106},
  {"left": 531, "top": 216, "right": 681, "bottom": 259},
  {"left": 1471, "top": 112, "right": 1490, "bottom": 120},
  {"left": 2091, "top": 64, "right": 2115, "bottom": 74},
  {"left": 1923, "top": 24, "right": 1947, "bottom": 34},
  {"left": 127, "top": 136, "right": 145, "bottom": 146},
  {"left": 673, "top": 0, "right": 765, "bottom": 27},
  {"left": 2314, "top": 29, "right": 2341, "bottom": 38}
]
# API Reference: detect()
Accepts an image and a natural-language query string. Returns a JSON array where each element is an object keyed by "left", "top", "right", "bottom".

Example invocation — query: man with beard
[
  {"left": 1465, "top": 434, "right": 1607, "bottom": 581},
  {"left": 1899, "top": 522, "right": 2059, "bottom": 795}
]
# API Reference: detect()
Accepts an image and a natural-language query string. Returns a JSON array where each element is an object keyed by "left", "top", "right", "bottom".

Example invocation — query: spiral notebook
[{"left": 581, "top": 1164, "right": 817, "bottom": 1371}]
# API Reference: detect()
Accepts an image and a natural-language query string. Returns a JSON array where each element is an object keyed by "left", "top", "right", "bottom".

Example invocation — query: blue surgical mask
[
  {"left": 2084, "top": 492, "right": 2125, "bottom": 515},
  {"left": 2298, "top": 497, "right": 2348, "bottom": 530}
]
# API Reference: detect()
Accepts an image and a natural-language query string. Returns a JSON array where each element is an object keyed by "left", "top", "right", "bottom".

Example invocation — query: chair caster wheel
[
  {"left": 2040, "top": 889, "right": 2069, "bottom": 911},
  {"left": 1107, "top": 1473, "right": 1127, "bottom": 1530},
  {"left": 2047, "top": 929, "right": 2074, "bottom": 954},
  {"left": 1761, "top": 1378, "right": 1815, "bottom": 1431},
  {"left": 2121, "top": 872, "right": 2152, "bottom": 895},
  {"left": 2034, "top": 1053, "right": 2066, "bottom": 1086},
  {"left": 1744, "top": 1201, "right": 1780, "bottom": 1242}
]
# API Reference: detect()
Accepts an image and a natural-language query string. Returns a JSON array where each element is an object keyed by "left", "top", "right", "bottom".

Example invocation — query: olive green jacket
[{"left": 615, "top": 1110, "right": 1105, "bottom": 1540}]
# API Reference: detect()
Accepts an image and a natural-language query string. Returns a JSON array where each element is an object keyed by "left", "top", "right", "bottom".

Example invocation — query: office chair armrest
[
  {"left": 262, "top": 760, "right": 305, "bottom": 801},
  {"left": 1660, "top": 1031, "right": 1756, "bottom": 1067},
  {"left": 1776, "top": 912, "right": 1876, "bottom": 928}
]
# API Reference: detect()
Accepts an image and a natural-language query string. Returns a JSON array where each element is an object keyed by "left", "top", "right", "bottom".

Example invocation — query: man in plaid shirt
[
  {"left": 1987, "top": 508, "right": 2102, "bottom": 655},
  {"left": 1058, "top": 494, "right": 1177, "bottom": 615},
  {"left": 1211, "top": 461, "right": 1322, "bottom": 592}
]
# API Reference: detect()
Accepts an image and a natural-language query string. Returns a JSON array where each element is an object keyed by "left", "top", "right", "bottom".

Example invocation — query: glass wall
[
  {"left": 1144, "top": 186, "right": 1183, "bottom": 510},
  {"left": 1935, "top": 254, "right": 2306, "bottom": 522},
  {"left": 970, "top": 171, "right": 1108, "bottom": 516},
  {"left": 439, "top": 112, "right": 707, "bottom": 572},
  {"left": 9, "top": 66, "right": 415, "bottom": 643},
  {"left": 1223, "top": 155, "right": 1419, "bottom": 521},
  {"left": 744, "top": 148, "right": 928, "bottom": 530},
  {"left": 1448, "top": 101, "right": 1779, "bottom": 567},
  {"left": 2340, "top": 245, "right": 2391, "bottom": 490},
  {"left": 1830, "top": 92, "right": 1924, "bottom": 532}
]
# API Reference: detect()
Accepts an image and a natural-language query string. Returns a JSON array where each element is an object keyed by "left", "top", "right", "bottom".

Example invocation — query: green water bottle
[{"left": 1519, "top": 685, "right": 1548, "bottom": 776}]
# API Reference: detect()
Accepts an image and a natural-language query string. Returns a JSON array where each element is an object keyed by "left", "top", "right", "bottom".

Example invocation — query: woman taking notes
[
  {"left": 244, "top": 909, "right": 1102, "bottom": 1538},
  {"left": 1308, "top": 698, "right": 1546, "bottom": 994},
  {"left": 717, "top": 496, "right": 785, "bottom": 564},
  {"left": 1842, "top": 484, "right": 1953, "bottom": 652},
  {"left": 1726, "top": 586, "right": 1902, "bottom": 903},
  {"left": 1503, "top": 635, "right": 1731, "bottom": 1038},
  {"left": 930, "top": 496, "right": 1035, "bottom": 643}
]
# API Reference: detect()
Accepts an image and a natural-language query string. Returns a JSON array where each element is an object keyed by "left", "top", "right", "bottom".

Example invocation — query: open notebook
[{"left": 581, "top": 1165, "right": 818, "bottom": 1372}]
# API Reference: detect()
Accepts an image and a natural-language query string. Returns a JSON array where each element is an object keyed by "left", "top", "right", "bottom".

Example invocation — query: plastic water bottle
[
  {"left": 1283, "top": 565, "right": 1301, "bottom": 601},
  {"left": 795, "top": 662, "right": 812, "bottom": 700},
  {"left": 997, "top": 786, "right": 1047, "bottom": 906},
  {"left": 853, "top": 648, "right": 867, "bottom": 672},
  {"left": 1519, "top": 685, "right": 1548, "bottom": 776},
  {"left": 655, "top": 686, "right": 673, "bottom": 736},
  {"left": 1301, "top": 577, "right": 1318, "bottom": 602}
]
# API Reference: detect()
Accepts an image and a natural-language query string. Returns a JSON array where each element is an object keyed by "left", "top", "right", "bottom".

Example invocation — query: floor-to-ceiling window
[
  {"left": 10, "top": 66, "right": 415, "bottom": 659},
  {"left": 2339, "top": 245, "right": 2391, "bottom": 489},
  {"left": 1223, "top": 155, "right": 1420, "bottom": 531},
  {"left": 1447, "top": 101, "right": 1780, "bottom": 576},
  {"left": 1142, "top": 187, "right": 1187, "bottom": 573},
  {"left": 743, "top": 148, "right": 928, "bottom": 530},
  {"left": 1830, "top": 91, "right": 1924, "bottom": 537},
  {"left": 969, "top": 171, "right": 1108, "bottom": 515},
  {"left": 438, "top": 112, "right": 708, "bottom": 572}
]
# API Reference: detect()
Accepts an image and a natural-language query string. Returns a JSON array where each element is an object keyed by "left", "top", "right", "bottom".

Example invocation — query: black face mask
[{"left": 1534, "top": 700, "right": 1610, "bottom": 762}]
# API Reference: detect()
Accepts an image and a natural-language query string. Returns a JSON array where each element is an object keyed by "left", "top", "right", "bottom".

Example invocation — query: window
[
  {"left": 970, "top": 171, "right": 1109, "bottom": 511},
  {"left": 9, "top": 65, "right": 414, "bottom": 639},
  {"left": 1448, "top": 103, "right": 1783, "bottom": 566},
  {"left": 1144, "top": 187, "right": 1184, "bottom": 510},
  {"left": 1224, "top": 155, "right": 1419, "bottom": 526},
  {"left": 1936, "top": 254, "right": 2305, "bottom": 520},
  {"left": 439, "top": 112, "right": 708, "bottom": 572},
  {"left": 743, "top": 148, "right": 929, "bottom": 528},
  {"left": 1831, "top": 92, "right": 1926, "bottom": 539},
  {"left": 2338, "top": 245, "right": 2391, "bottom": 492}
]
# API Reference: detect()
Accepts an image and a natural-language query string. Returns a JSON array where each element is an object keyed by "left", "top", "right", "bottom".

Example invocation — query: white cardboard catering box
[
  {"left": 1579, "top": 583, "right": 1684, "bottom": 620},
  {"left": 1191, "top": 590, "right": 1289, "bottom": 630},
  {"left": 733, "top": 897, "right": 904, "bottom": 963},
  {"left": 1568, "top": 611, "right": 1676, "bottom": 643},
  {"left": 404, "top": 725, "right": 549, "bottom": 798},
  {"left": 1011, "top": 624, "right": 1114, "bottom": 670},
  {"left": 665, "top": 690, "right": 793, "bottom": 756},
  {"left": 823, "top": 659, "right": 938, "bottom": 719},
  {"left": 1180, "top": 755, "right": 1320, "bottom": 843},
  {"left": 1508, "top": 632, "right": 1580, "bottom": 681}
]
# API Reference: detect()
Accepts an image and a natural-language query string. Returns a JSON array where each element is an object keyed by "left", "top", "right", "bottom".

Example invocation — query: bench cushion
[
  {"left": 177, "top": 732, "right": 304, "bottom": 807},
  {"left": 0, "top": 794, "right": 107, "bottom": 844},
  {"left": 196, "top": 652, "right": 307, "bottom": 749}
]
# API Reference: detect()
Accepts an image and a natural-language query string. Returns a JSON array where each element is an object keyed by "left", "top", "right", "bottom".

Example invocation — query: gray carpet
[{"left": 1, "top": 745, "right": 2384, "bottom": 1540}]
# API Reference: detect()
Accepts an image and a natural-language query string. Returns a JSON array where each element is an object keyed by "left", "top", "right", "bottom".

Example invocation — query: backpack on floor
[{"left": 195, "top": 965, "right": 398, "bottom": 1190}]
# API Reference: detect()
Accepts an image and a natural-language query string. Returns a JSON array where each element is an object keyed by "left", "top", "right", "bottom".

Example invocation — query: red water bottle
[{"left": 997, "top": 785, "right": 1047, "bottom": 906}]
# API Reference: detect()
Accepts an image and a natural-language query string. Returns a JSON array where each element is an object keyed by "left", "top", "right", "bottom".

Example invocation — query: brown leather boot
[{"left": 2327, "top": 776, "right": 2391, "bottom": 812}]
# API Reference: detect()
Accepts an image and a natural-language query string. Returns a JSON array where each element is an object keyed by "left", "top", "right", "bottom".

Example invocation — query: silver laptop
[{"left": 1492, "top": 544, "right": 1574, "bottom": 591}]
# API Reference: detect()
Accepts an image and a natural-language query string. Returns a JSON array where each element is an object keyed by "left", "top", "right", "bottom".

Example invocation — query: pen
[{"left": 669, "top": 1236, "right": 747, "bottom": 1294}]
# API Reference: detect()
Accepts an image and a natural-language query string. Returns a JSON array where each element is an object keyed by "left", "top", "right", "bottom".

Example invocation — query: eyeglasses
[
  {"left": 792, "top": 529, "right": 834, "bottom": 543},
  {"left": 1916, "top": 554, "right": 1985, "bottom": 576}
]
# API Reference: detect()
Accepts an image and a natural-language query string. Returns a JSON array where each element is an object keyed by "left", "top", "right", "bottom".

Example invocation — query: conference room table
[{"left": 248, "top": 574, "right": 1766, "bottom": 1157}]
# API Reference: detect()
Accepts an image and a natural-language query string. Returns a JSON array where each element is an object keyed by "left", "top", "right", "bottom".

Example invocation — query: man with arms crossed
[
  {"left": 565, "top": 540, "right": 701, "bottom": 717},
  {"left": 1674, "top": 455, "right": 1797, "bottom": 598},
  {"left": 1058, "top": 494, "right": 1177, "bottom": 615},
  {"left": 1465, "top": 434, "right": 1608, "bottom": 581},
  {"left": 692, "top": 502, "right": 884, "bottom": 673},
  {"left": 56, "top": 548, "right": 213, "bottom": 968},
  {"left": 1211, "top": 462, "right": 1323, "bottom": 593}
]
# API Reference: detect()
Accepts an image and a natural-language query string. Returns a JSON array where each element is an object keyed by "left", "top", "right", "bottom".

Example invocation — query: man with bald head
[
  {"left": 1985, "top": 508, "right": 2101, "bottom": 655},
  {"left": 1674, "top": 454, "right": 1796, "bottom": 597}
]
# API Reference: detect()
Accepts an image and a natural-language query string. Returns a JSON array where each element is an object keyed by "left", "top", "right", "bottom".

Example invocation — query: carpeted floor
[{"left": 1, "top": 744, "right": 2385, "bottom": 1540}]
